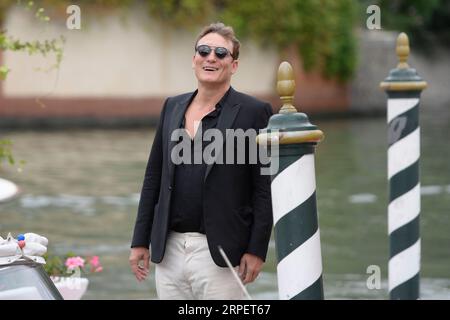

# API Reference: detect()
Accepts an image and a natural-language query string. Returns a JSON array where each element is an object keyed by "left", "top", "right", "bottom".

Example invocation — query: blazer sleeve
[
  {"left": 131, "top": 99, "right": 168, "bottom": 248},
  {"left": 247, "top": 102, "right": 274, "bottom": 260}
]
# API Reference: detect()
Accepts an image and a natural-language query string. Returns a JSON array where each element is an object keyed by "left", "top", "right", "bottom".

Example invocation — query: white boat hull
[{"left": 0, "top": 178, "right": 19, "bottom": 202}]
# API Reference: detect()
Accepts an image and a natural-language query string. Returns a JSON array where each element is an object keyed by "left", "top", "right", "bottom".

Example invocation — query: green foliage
[
  {"left": 0, "top": 139, "right": 25, "bottom": 169},
  {"left": 360, "top": 0, "right": 450, "bottom": 46},
  {"left": 219, "top": 0, "right": 357, "bottom": 81},
  {"left": 0, "top": 65, "right": 10, "bottom": 80},
  {"left": 43, "top": 251, "right": 80, "bottom": 276},
  {"left": 0, "top": 1, "right": 64, "bottom": 168},
  {"left": 2, "top": 0, "right": 449, "bottom": 79},
  {"left": 0, "top": 33, "right": 65, "bottom": 65},
  {"left": 0, "top": 0, "right": 358, "bottom": 81},
  {"left": 0, "top": 1, "right": 65, "bottom": 79},
  {"left": 143, "top": 0, "right": 358, "bottom": 81},
  {"left": 0, "top": 140, "right": 15, "bottom": 166},
  {"left": 43, "top": 251, "right": 103, "bottom": 277},
  {"left": 324, "top": 0, "right": 358, "bottom": 81},
  {"left": 42, "top": 252, "right": 66, "bottom": 276},
  {"left": 376, "top": 0, "right": 440, "bottom": 31},
  {"left": 146, "top": 0, "right": 215, "bottom": 30}
]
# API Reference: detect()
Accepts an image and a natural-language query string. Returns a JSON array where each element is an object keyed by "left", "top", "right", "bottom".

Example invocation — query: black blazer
[{"left": 131, "top": 87, "right": 273, "bottom": 267}]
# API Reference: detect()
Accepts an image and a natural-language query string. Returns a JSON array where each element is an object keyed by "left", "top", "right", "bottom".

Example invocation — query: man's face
[{"left": 192, "top": 33, "right": 238, "bottom": 87}]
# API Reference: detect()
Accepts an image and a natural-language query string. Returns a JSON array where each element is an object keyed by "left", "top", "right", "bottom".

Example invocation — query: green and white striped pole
[
  {"left": 380, "top": 33, "right": 427, "bottom": 300},
  {"left": 257, "top": 62, "right": 324, "bottom": 300}
]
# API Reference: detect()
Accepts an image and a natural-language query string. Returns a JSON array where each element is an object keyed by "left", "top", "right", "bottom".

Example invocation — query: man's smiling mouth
[{"left": 203, "top": 66, "right": 219, "bottom": 71}]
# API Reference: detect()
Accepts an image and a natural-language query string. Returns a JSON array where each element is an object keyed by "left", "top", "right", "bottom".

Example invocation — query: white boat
[
  {"left": 0, "top": 233, "right": 63, "bottom": 300},
  {"left": 0, "top": 177, "right": 19, "bottom": 202}
]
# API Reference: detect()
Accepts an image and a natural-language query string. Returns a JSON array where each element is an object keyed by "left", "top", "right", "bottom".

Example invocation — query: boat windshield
[{"left": 0, "top": 263, "right": 63, "bottom": 300}]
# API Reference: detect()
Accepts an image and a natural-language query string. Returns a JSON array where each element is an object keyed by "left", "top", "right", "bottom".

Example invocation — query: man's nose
[{"left": 206, "top": 52, "right": 217, "bottom": 61}]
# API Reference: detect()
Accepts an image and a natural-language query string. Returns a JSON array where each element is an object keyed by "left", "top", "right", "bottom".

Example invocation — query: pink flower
[
  {"left": 94, "top": 266, "right": 103, "bottom": 273},
  {"left": 89, "top": 256, "right": 101, "bottom": 268},
  {"left": 65, "top": 256, "right": 85, "bottom": 271}
]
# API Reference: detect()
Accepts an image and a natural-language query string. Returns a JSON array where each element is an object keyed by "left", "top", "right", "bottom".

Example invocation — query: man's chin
[
  {"left": 199, "top": 78, "right": 224, "bottom": 86},
  {"left": 199, "top": 75, "right": 219, "bottom": 81}
]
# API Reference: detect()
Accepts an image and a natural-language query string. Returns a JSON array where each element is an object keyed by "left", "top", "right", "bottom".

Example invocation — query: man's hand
[
  {"left": 129, "top": 247, "right": 150, "bottom": 282},
  {"left": 238, "top": 253, "right": 264, "bottom": 285}
]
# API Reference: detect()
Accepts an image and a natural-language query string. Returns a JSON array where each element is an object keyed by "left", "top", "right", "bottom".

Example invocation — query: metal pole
[
  {"left": 257, "top": 62, "right": 324, "bottom": 300},
  {"left": 380, "top": 33, "right": 427, "bottom": 300}
]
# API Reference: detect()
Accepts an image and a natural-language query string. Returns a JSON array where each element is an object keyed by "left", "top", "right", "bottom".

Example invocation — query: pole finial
[
  {"left": 396, "top": 32, "right": 410, "bottom": 69},
  {"left": 277, "top": 61, "right": 297, "bottom": 113},
  {"left": 380, "top": 31, "right": 427, "bottom": 91}
]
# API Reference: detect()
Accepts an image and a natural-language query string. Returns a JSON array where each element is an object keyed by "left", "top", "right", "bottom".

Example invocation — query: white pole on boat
[{"left": 218, "top": 246, "right": 252, "bottom": 300}]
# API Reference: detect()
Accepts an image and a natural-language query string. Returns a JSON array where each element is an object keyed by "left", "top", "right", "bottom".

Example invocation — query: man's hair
[{"left": 195, "top": 22, "right": 240, "bottom": 60}]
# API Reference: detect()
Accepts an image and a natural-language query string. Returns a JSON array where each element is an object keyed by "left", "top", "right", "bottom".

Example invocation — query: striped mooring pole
[
  {"left": 257, "top": 62, "right": 325, "bottom": 299},
  {"left": 380, "top": 33, "right": 427, "bottom": 300}
]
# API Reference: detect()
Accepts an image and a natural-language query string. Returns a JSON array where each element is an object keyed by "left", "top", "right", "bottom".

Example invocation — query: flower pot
[{"left": 50, "top": 276, "right": 89, "bottom": 300}]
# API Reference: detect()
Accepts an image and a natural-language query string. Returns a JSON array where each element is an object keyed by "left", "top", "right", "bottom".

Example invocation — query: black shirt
[{"left": 169, "top": 89, "right": 229, "bottom": 233}]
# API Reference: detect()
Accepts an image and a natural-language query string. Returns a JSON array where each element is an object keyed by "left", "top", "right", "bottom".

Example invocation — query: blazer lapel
[
  {"left": 167, "top": 92, "right": 195, "bottom": 184},
  {"left": 204, "top": 88, "right": 241, "bottom": 182}
]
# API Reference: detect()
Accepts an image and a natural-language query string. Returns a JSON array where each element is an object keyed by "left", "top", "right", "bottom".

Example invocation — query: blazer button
[{"left": 168, "top": 186, "right": 172, "bottom": 191}]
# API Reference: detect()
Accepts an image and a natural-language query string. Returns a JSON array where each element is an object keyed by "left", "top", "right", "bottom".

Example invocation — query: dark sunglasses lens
[
  {"left": 215, "top": 47, "right": 228, "bottom": 59},
  {"left": 197, "top": 45, "right": 211, "bottom": 57}
]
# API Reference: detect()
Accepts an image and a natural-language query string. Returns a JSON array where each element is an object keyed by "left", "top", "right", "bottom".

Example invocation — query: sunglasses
[{"left": 196, "top": 44, "right": 232, "bottom": 60}]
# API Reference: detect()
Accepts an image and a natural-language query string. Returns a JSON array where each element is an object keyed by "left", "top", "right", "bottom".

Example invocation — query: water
[{"left": 1, "top": 111, "right": 449, "bottom": 299}]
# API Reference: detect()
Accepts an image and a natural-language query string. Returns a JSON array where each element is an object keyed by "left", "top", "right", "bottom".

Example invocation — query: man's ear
[
  {"left": 192, "top": 55, "right": 196, "bottom": 69},
  {"left": 231, "top": 59, "right": 239, "bottom": 74}
]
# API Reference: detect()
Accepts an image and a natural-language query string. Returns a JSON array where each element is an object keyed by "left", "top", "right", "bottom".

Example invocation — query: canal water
[{"left": 1, "top": 111, "right": 449, "bottom": 299}]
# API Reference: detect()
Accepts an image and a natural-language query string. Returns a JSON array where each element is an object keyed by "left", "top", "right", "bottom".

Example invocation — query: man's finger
[
  {"left": 238, "top": 259, "right": 246, "bottom": 280},
  {"left": 250, "top": 269, "right": 260, "bottom": 283},
  {"left": 134, "top": 271, "right": 143, "bottom": 281},
  {"left": 137, "top": 266, "right": 149, "bottom": 275},
  {"left": 243, "top": 269, "right": 254, "bottom": 284},
  {"left": 135, "top": 273, "right": 145, "bottom": 282},
  {"left": 132, "top": 263, "right": 148, "bottom": 274},
  {"left": 133, "top": 267, "right": 148, "bottom": 281},
  {"left": 143, "top": 255, "right": 150, "bottom": 270}
]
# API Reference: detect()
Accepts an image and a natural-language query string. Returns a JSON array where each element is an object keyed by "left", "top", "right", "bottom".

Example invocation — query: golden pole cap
[
  {"left": 277, "top": 61, "right": 297, "bottom": 113},
  {"left": 396, "top": 32, "right": 410, "bottom": 69},
  {"left": 380, "top": 32, "right": 428, "bottom": 91}
]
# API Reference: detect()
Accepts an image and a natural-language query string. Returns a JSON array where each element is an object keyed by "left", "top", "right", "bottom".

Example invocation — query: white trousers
[{"left": 154, "top": 231, "right": 245, "bottom": 300}]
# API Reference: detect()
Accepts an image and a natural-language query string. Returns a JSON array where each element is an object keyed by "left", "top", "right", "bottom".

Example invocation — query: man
[{"left": 129, "top": 22, "right": 273, "bottom": 300}]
